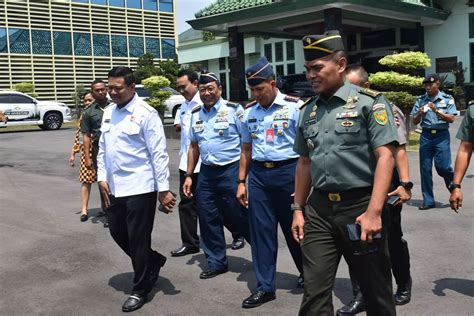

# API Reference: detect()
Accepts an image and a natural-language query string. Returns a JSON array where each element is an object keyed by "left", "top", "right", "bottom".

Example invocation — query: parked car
[
  {"left": 0, "top": 91, "right": 71, "bottom": 130},
  {"left": 277, "top": 74, "right": 315, "bottom": 99},
  {"left": 135, "top": 85, "right": 185, "bottom": 118}
]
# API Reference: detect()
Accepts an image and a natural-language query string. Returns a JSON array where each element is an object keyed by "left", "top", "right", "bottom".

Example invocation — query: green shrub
[
  {"left": 383, "top": 91, "right": 418, "bottom": 113},
  {"left": 378, "top": 51, "right": 431, "bottom": 71},
  {"left": 14, "top": 82, "right": 37, "bottom": 98},
  {"left": 142, "top": 76, "right": 172, "bottom": 113},
  {"left": 369, "top": 71, "right": 423, "bottom": 91}
]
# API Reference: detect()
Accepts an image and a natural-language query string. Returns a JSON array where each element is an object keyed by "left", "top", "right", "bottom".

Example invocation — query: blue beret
[
  {"left": 246, "top": 56, "right": 274, "bottom": 86},
  {"left": 423, "top": 74, "right": 439, "bottom": 84},
  {"left": 199, "top": 71, "right": 220, "bottom": 85},
  {"left": 302, "top": 30, "right": 345, "bottom": 61}
]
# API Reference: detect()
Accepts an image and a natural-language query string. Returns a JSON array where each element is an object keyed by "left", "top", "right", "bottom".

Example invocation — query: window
[
  {"left": 93, "top": 34, "right": 110, "bottom": 56},
  {"left": 1, "top": 28, "right": 8, "bottom": 53},
  {"left": 72, "top": 0, "right": 89, "bottom": 3},
  {"left": 127, "top": 0, "right": 141, "bottom": 9},
  {"left": 275, "top": 42, "right": 283, "bottom": 62},
  {"left": 53, "top": 31, "right": 72, "bottom": 55},
  {"left": 144, "top": 0, "right": 158, "bottom": 10},
  {"left": 129, "top": 36, "right": 144, "bottom": 57},
  {"left": 264, "top": 43, "right": 272, "bottom": 62},
  {"left": 91, "top": 0, "right": 107, "bottom": 4},
  {"left": 470, "top": 13, "right": 474, "bottom": 38},
  {"left": 219, "top": 57, "right": 226, "bottom": 70},
  {"left": 162, "top": 38, "right": 175, "bottom": 59},
  {"left": 74, "top": 33, "right": 92, "bottom": 56},
  {"left": 361, "top": 29, "right": 396, "bottom": 50},
  {"left": 146, "top": 37, "right": 160, "bottom": 57},
  {"left": 287, "top": 63, "right": 295, "bottom": 75},
  {"left": 401, "top": 28, "right": 418, "bottom": 45},
  {"left": 159, "top": 0, "right": 173, "bottom": 12},
  {"left": 286, "top": 40, "right": 294, "bottom": 61},
  {"left": 347, "top": 34, "right": 356, "bottom": 52},
  {"left": 471, "top": 43, "right": 474, "bottom": 81},
  {"left": 219, "top": 73, "right": 227, "bottom": 99},
  {"left": 111, "top": 35, "right": 127, "bottom": 57},
  {"left": 109, "top": 0, "right": 125, "bottom": 7},
  {"left": 0, "top": 95, "right": 9, "bottom": 103},
  {"left": 9, "top": 28, "right": 30, "bottom": 54},
  {"left": 10, "top": 94, "right": 34, "bottom": 103},
  {"left": 32, "top": 30, "right": 52, "bottom": 55},
  {"left": 276, "top": 64, "right": 284, "bottom": 76}
]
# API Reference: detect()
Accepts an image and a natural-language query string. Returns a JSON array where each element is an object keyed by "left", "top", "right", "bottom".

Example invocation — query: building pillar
[
  {"left": 228, "top": 26, "right": 247, "bottom": 102},
  {"left": 323, "top": 8, "right": 342, "bottom": 32}
]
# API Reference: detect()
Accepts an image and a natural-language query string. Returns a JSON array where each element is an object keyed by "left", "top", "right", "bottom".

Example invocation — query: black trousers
[
  {"left": 106, "top": 191, "right": 161, "bottom": 295},
  {"left": 349, "top": 203, "right": 411, "bottom": 299},
  {"left": 178, "top": 170, "right": 200, "bottom": 248},
  {"left": 299, "top": 191, "right": 395, "bottom": 316}
]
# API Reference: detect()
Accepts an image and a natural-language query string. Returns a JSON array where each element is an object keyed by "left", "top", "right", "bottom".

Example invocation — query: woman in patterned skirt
[{"left": 69, "top": 91, "right": 96, "bottom": 222}]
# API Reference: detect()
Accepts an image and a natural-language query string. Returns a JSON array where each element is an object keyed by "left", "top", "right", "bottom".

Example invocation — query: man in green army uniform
[
  {"left": 449, "top": 101, "right": 474, "bottom": 212},
  {"left": 291, "top": 31, "right": 398, "bottom": 315}
]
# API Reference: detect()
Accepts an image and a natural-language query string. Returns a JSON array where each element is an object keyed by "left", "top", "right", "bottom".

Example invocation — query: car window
[
  {"left": 135, "top": 87, "right": 152, "bottom": 98},
  {"left": 10, "top": 94, "right": 35, "bottom": 103},
  {"left": 0, "top": 95, "right": 9, "bottom": 103}
]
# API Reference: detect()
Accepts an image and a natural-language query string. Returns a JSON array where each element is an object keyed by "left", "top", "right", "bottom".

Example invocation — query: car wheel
[{"left": 43, "top": 112, "right": 63, "bottom": 130}]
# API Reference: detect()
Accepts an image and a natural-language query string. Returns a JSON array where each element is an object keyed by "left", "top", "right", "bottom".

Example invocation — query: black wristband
[
  {"left": 237, "top": 179, "right": 246, "bottom": 184},
  {"left": 184, "top": 173, "right": 192, "bottom": 178},
  {"left": 399, "top": 181, "right": 413, "bottom": 190}
]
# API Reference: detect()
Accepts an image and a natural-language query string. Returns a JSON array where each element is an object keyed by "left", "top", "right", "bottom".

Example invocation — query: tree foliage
[
  {"left": 369, "top": 71, "right": 423, "bottom": 91},
  {"left": 135, "top": 53, "right": 180, "bottom": 89},
  {"left": 202, "top": 31, "right": 216, "bottom": 42},
  {"left": 141, "top": 76, "right": 172, "bottom": 113},
  {"left": 378, "top": 52, "right": 431, "bottom": 72},
  {"left": 71, "top": 84, "right": 86, "bottom": 118},
  {"left": 14, "top": 82, "right": 37, "bottom": 98}
]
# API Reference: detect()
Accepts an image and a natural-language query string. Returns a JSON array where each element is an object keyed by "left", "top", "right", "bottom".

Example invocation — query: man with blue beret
[
  {"left": 183, "top": 71, "right": 250, "bottom": 280},
  {"left": 411, "top": 74, "right": 457, "bottom": 210},
  {"left": 237, "top": 56, "right": 304, "bottom": 308}
]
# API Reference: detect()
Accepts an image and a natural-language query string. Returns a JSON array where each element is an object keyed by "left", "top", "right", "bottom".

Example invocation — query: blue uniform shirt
[
  {"left": 189, "top": 97, "right": 244, "bottom": 166},
  {"left": 242, "top": 90, "right": 303, "bottom": 161},
  {"left": 410, "top": 91, "right": 457, "bottom": 129}
]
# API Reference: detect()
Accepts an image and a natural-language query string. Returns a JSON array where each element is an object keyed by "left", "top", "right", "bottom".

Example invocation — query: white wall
[{"left": 424, "top": 1, "right": 473, "bottom": 82}]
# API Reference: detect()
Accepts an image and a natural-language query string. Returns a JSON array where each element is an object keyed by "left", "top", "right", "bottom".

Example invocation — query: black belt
[
  {"left": 252, "top": 158, "right": 298, "bottom": 169},
  {"left": 422, "top": 128, "right": 447, "bottom": 135},
  {"left": 312, "top": 186, "right": 372, "bottom": 202},
  {"left": 202, "top": 161, "right": 237, "bottom": 169}
]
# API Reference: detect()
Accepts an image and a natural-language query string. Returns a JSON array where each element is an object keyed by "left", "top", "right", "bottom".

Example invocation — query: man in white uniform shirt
[{"left": 97, "top": 67, "right": 176, "bottom": 312}]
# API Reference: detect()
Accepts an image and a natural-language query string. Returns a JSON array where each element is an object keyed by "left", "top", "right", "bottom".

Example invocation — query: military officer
[
  {"left": 449, "top": 101, "right": 474, "bottom": 212},
  {"left": 411, "top": 74, "right": 457, "bottom": 210},
  {"left": 292, "top": 31, "right": 398, "bottom": 316},
  {"left": 183, "top": 71, "right": 250, "bottom": 279},
  {"left": 237, "top": 57, "right": 304, "bottom": 309}
]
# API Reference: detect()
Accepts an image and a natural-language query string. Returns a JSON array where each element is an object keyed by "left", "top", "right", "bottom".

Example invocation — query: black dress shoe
[
  {"left": 418, "top": 204, "right": 435, "bottom": 210},
  {"left": 336, "top": 298, "right": 365, "bottom": 315},
  {"left": 231, "top": 237, "right": 245, "bottom": 250},
  {"left": 297, "top": 274, "right": 304, "bottom": 288},
  {"left": 394, "top": 278, "right": 412, "bottom": 305},
  {"left": 150, "top": 253, "right": 167, "bottom": 286},
  {"left": 199, "top": 267, "right": 228, "bottom": 279},
  {"left": 103, "top": 221, "right": 109, "bottom": 228},
  {"left": 122, "top": 294, "right": 147, "bottom": 312},
  {"left": 80, "top": 214, "right": 88, "bottom": 222},
  {"left": 170, "top": 245, "right": 199, "bottom": 257},
  {"left": 242, "top": 291, "right": 276, "bottom": 308}
]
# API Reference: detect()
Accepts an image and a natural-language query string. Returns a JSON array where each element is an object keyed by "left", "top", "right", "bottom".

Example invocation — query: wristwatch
[
  {"left": 291, "top": 203, "right": 305, "bottom": 212},
  {"left": 184, "top": 173, "right": 192, "bottom": 178},
  {"left": 237, "top": 179, "right": 246, "bottom": 184},
  {"left": 448, "top": 182, "right": 461, "bottom": 191},
  {"left": 399, "top": 181, "right": 413, "bottom": 190}
]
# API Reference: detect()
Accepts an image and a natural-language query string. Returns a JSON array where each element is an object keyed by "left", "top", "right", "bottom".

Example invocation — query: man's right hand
[
  {"left": 85, "top": 157, "right": 93, "bottom": 170},
  {"left": 449, "top": 188, "right": 463, "bottom": 213},
  {"left": 236, "top": 183, "right": 248, "bottom": 207},
  {"left": 98, "top": 181, "right": 111, "bottom": 209},
  {"left": 292, "top": 211, "right": 305, "bottom": 243},
  {"left": 183, "top": 177, "right": 193, "bottom": 197}
]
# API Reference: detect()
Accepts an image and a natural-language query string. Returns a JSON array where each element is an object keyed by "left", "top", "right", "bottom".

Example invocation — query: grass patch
[
  {"left": 406, "top": 131, "right": 420, "bottom": 151},
  {"left": 0, "top": 121, "right": 77, "bottom": 133}
]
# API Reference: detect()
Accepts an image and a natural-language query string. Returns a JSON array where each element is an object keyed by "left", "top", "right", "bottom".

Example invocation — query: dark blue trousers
[
  {"left": 248, "top": 161, "right": 303, "bottom": 292},
  {"left": 419, "top": 129, "right": 454, "bottom": 206},
  {"left": 196, "top": 161, "right": 250, "bottom": 270}
]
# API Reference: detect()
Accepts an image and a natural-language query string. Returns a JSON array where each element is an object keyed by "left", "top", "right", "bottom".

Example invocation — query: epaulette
[
  {"left": 191, "top": 104, "right": 201, "bottom": 113},
  {"left": 226, "top": 101, "right": 239, "bottom": 108},
  {"left": 245, "top": 100, "right": 257, "bottom": 109},
  {"left": 360, "top": 88, "right": 381, "bottom": 98},
  {"left": 442, "top": 93, "right": 453, "bottom": 99},
  {"left": 284, "top": 95, "right": 300, "bottom": 102},
  {"left": 299, "top": 96, "right": 317, "bottom": 110}
]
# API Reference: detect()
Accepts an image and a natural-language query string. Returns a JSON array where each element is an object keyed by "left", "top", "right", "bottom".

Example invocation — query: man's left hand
[
  {"left": 355, "top": 211, "right": 382, "bottom": 243},
  {"left": 159, "top": 191, "right": 177, "bottom": 212},
  {"left": 387, "top": 186, "right": 411, "bottom": 205}
]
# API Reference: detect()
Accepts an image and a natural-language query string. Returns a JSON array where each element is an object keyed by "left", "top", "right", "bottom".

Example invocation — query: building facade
[{"left": 0, "top": 0, "right": 176, "bottom": 105}]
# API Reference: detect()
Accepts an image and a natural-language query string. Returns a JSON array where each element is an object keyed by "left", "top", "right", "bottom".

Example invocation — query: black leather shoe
[
  {"left": 231, "top": 237, "right": 245, "bottom": 250},
  {"left": 418, "top": 204, "right": 435, "bottom": 210},
  {"left": 150, "top": 253, "right": 167, "bottom": 286},
  {"left": 170, "top": 246, "right": 199, "bottom": 257},
  {"left": 103, "top": 222, "right": 109, "bottom": 228},
  {"left": 297, "top": 274, "right": 304, "bottom": 288},
  {"left": 242, "top": 291, "right": 276, "bottom": 308},
  {"left": 336, "top": 298, "right": 365, "bottom": 315},
  {"left": 199, "top": 267, "right": 228, "bottom": 279},
  {"left": 394, "top": 278, "right": 412, "bottom": 305},
  {"left": 122, "top": 294, "right": 147, "bottom": 312},
  {"left": 80, "top": 214, "right": 88, "bottom": 222}
]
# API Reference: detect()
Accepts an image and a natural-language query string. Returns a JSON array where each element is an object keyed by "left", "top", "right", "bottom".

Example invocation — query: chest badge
[
  {"left": 343, "top": 96, "right": 359, "bottom": 109},
  {"left": 341, "top": 120, "right": 354, "bottom": 127},
  {"left": 307, "top": 139, "right": 315, "bottom": 151},
  {"left": 251, "top": 132, "right": 257, "bottom": 139},
  {"left": 309, "top": 105, "right": 318, "bottom": 118}
]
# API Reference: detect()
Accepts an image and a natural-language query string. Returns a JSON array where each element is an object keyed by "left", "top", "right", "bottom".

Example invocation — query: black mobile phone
[
  {"left": 158, "top": 191, "right": 177, "bottom": 214},
  {"left": 387, "top": 195, "right": 401, "bottom": 206},
  {"left": 347, "top": 223, "right": 381, "bottom": 241}
]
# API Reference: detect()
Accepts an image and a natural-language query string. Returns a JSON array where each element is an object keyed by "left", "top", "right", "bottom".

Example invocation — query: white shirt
[
  {"left": 97, "top": 94, "right": 170, "bottom": 197},
  {"left": 174, "top": 92, "right": 202, "bottom": 173}
]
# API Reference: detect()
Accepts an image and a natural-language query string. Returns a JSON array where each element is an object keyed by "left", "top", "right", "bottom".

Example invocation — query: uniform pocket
[{"left": 122, "top": 122, "right": 140, "bottom": 135}]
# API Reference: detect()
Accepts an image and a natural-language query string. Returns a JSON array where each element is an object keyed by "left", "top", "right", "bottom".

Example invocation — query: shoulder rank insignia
[
  {"left": 360, "top": 88, "right": 381, "bottom": 98},
  {"left": 284, "top": 95, "right": 300, "bottom": 102},
  {"left": 245, "top": 100, "right": 257, "bottom": 109},
  {"left": 191, "top": 104, "right": 201, "bottom": 113},
  {"left": 226, "top": 101, "right": 239, "bottom": 108},
  {"left": 299, "top": 96, "right": 317, "bottom": 110}
]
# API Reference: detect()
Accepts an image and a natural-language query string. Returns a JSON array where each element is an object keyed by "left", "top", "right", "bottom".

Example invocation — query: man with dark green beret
[{"left": 291, "top": 30, "right": 398, "bottom": 315}]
